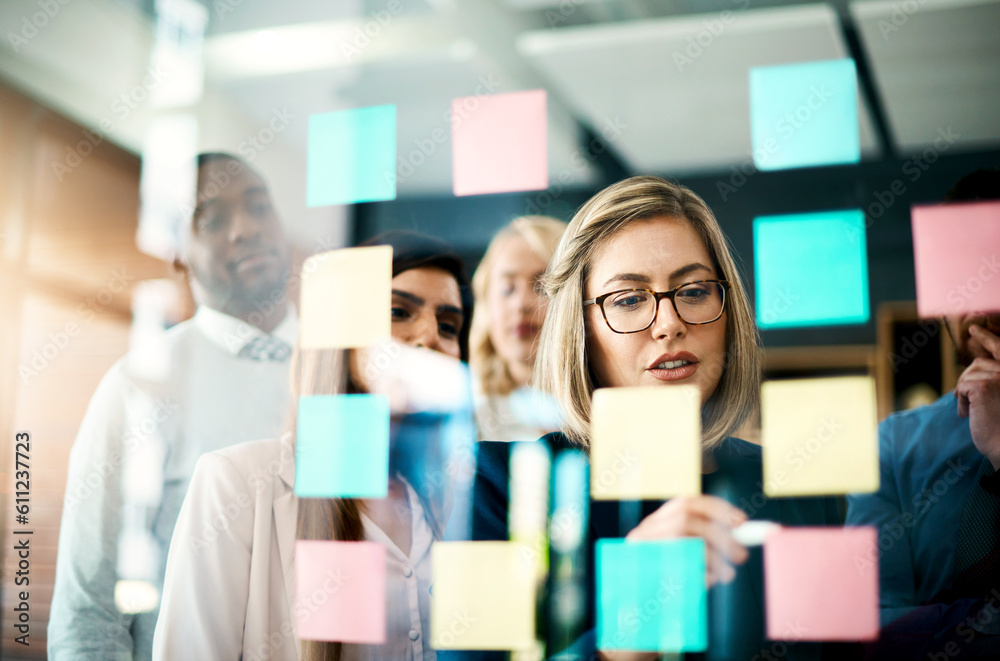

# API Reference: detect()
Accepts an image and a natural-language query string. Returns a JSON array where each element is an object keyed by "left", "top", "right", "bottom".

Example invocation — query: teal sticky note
[
  {"left": 753, "top": 209, "right": 869, "bottom": 329},
  {"left": 749, "top": 59, "right": 860, "bottom": 171},
  {"left": 307, "top": 105, "right": 396, "bottom": 206},
  {"left": 596, "top": 539, "right": 707, "bottom": 652},
  {"left": 295, "top": 394, "right": 389, "bottom": 498}
]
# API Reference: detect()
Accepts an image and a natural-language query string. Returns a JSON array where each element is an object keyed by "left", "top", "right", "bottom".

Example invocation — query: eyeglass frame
[{"left": 582, "top": 279, "right": 731, "bottom": 334}]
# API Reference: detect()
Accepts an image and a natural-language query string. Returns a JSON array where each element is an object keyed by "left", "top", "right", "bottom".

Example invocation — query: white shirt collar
[
  {"left": 361, "top": 481, "right": 435, "bottom": 564},
  {"left": 194, "top": 305, "right": 299, "bottom": 356}
]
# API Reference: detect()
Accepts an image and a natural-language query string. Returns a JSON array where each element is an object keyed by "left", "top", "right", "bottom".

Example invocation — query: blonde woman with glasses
[
  {"left": 469, "top": 216, "right": 566, "bottom": 441},
  {"left": 471, "top": 176, "right": 842, "bottom": 660}
]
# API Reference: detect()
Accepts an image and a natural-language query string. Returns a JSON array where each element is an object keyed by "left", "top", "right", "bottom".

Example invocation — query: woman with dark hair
[{"left": 153, "top": 231, "right": 474, "bottom": 661}]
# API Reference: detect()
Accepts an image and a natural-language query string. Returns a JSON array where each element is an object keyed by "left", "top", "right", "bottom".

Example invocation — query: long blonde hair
[
  {"left": 534, "top": 176, "right": 761, "bottom": 450},
  {"left": 469, "top": 216, "right": 566, "bottom": 396}
]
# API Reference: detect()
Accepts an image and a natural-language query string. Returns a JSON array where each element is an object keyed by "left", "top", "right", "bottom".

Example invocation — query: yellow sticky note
[
  {"left": 590, "top": 386, "right": 701, "bottom": 500},
  {"left": 431, "top": 541, "right": 535, "bottom": 650},
  {"left": 762, "top": 376, "right": 879, "bottom": 497},
  {"left": 300, "top": 246, "right": 392, "bottom": 349}
]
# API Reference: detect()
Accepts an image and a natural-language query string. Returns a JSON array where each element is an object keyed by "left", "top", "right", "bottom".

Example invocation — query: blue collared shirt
[{"left": 846, "top": 391, "right": 980, "bottom": 625}]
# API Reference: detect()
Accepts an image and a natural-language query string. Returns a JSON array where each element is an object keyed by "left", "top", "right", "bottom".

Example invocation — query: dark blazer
[{"left": 467, "top": 432, "right": 852, "bottom": 661}]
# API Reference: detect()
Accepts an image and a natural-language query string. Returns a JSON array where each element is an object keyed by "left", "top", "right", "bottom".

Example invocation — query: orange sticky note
[
  {"left": 911, "top": 201, "right": 1000, "bottom": 317},
  {"left": 431, "top": 541, "right": 536, "bottom": 650},
  {"left": 300, "top": 246, "right": 392, "bottom": 349},
  {"left": 451, "top": 89, "right": 548, "bottom": 196},
  {"left": 764, "top": 527, "right": 879, "bottom": 641},
  {"left": 590, "top": 386, "right": 701, "bottom": 500},
  {"left": 294, "top": 540, "right": 387, "bottom": 643}
]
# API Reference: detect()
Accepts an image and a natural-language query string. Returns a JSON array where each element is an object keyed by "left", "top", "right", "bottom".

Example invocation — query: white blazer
[
  {"left": 153, "top": 435, "right": 437, "bottom": 661},
  {"left": 153, "top": 435, "right": 301, "bottom": 661}
]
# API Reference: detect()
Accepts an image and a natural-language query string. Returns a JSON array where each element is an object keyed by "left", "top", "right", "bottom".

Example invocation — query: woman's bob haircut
[{"left": 533, "top": 175, "right": 761, "bottom": 450}]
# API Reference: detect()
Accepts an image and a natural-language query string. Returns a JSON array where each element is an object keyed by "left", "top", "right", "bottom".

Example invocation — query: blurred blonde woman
[{"left": 470, "top": 215, "right": 566, "bottom": 441}]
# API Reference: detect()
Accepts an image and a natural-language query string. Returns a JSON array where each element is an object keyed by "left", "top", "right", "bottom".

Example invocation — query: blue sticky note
[
  {"left": 749, "top": 59, "right": 860, "bottom": 171},
  {"left": 307, "top": 106, "right": 397, "bottom": 206},
  {"left": 753, "top": 209, "right": 869, "bottom": 329},
  {"left": 295, "top": 394, "right": 389, "bottom": 498},
  {"left": 596, "top": 539, "right": 707, "bottom": 652}
]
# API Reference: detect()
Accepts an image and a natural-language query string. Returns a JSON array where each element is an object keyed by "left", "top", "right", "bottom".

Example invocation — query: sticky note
[
  {"left": 307, "top": 105, "right": 396, "bottom": 206},
  {"left": 754, "top": 210, "right": 869, "bottom": 329},
  {"left": 911, "top": 201, "right": 1000, "bottom": 317},
  {"left": 761, "top": 376, "right": 878, "bottom": 497},
  {"left": 294, "top": 540, "right": 387, "bottom": 643},
  {"left": 451, "top": 89, "right": 548, "bottom": 196},
  {"left": 550, "top": 449, "right": 589, "bottom": 555},
  {"left": 136, "top": 114, "right": 198, "bottom": 261},
  {"left": 431, "top": 541, "right": 535, "bottom": 650},
  {"left": 300, "top": 245, "right": 392, "bottom": 349},
  {"left": 114, "top": 580, "right": 160, "bottom": 615},
  {"left": 509, "top": 442, "right": 551, "bottom": 577},
  {"left": 764, "top": 527, "right": 878, "bottom": 641},
  {"left": 597, "top": 538, "right": 707, "bottom": 652},
  {"left": 116, "top": 528, "right": 160, "bottom": 582},
  {"left": 295, "top": 394, "right": 389, "bottom": 498},
  {"left": 590, "top": 386, "right": 700, "bottom": 500},
  {"left": 749, "top": 59, "right": 860, "bottom": 171}
]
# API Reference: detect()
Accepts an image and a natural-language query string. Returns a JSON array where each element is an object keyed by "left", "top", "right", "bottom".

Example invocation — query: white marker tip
[{"left": 733, "top": 520, "right": 781, "bottom": 547}]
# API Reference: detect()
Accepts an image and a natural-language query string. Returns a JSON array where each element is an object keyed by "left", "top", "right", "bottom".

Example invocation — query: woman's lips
[
  {"left": 647, "top": 362, "right": 699, "bottom": 381},
  {"left": 512, "top": 323, "right": 538, "bottom": 339}
]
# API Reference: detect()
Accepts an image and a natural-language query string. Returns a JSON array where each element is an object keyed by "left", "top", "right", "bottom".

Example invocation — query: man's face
[
  {"left": 946, "top": 313, "right": 1000, "bottom": 365},
  {"left": 183, "top": 158, "right": 291, "bottom": 315}
]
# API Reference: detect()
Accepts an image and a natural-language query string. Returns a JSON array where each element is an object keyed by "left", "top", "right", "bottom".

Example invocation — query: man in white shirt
[{"left": 48, "top": 153, "right": 299, "bottom": 661}]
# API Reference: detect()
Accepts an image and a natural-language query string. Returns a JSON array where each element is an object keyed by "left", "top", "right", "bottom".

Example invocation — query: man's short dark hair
[
  {"left": 944, "top": 167, "right": 1000, "bottom": 202},
  {"left": 197, "top": 151, "right": 244, "bottom": 169}
]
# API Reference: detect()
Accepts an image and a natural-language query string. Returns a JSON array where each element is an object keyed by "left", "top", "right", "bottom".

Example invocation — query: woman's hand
[
  {"left": 626, "top": 495, "right": 749, "bottom": 586},
  {"left": 598, "top": 651, "right": 658, "bottom": 661}
]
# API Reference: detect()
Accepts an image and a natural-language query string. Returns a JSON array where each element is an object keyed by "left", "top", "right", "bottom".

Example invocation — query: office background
[{"left": 0, "top": 0, "right": 999, "bottom": 655}]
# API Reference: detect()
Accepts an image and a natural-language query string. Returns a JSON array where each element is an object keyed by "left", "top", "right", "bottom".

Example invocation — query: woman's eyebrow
[
  {"left": 437, "top": 304, "right": 463, "bottom": 318},
  {"left": 394, "top": 290, "right": 463, "bottom": 319},
  {"left": 392, "top": 289, "right": 425, "bottom": 306},
  {"left": 601, "top": 263, "right": 713, "bottom": 288},
  {"left": 499, "top": 268, "right": 543, "bottom": 278},
  {"left": 602, "top": 272, "right": 650, "bottom": 288},
  {"left": 670, "top": 262, "right": 714, "bottom": 280}
]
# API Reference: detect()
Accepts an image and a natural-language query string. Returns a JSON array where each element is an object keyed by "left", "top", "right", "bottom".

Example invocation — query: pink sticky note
[
  {"left": 451, "top": 89, "right": 548, "bottom": 196},
  {"left": 911, "top": 201, "right": 1000, "bottom": 317},
  {"left": 294, "top": 540, "right": 386, "bottom": 643},
  {"left": 764, "top": 527, "right": 879, "bottom": 641}
]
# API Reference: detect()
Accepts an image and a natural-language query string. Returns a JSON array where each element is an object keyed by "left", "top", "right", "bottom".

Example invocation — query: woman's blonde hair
[
  {"left": 470, "top": 215, "right": 566, "bottom": 396},
  {"left": 534, "top": 176, "right": 761, "bottom": 451}
]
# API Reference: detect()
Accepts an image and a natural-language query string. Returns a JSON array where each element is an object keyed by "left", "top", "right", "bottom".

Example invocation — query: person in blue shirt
[{"left": 846, "top": 168, "right": 1000, "bottom": 659}]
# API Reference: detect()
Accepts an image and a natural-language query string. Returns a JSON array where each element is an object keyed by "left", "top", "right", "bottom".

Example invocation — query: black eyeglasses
[{"left": 583, "top": 280, "right": 730, "bottom": 334}]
